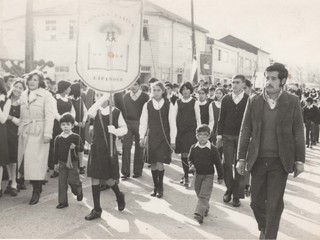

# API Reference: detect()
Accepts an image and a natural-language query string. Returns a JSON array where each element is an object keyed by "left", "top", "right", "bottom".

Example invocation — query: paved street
[{"left": 0, "top": 142, "right": 320, "bottom": 239}]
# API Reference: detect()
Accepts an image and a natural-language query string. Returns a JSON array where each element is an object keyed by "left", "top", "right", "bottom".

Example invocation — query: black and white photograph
[{"left": 0, "top": 0, "right": 319, "bottom": 239}]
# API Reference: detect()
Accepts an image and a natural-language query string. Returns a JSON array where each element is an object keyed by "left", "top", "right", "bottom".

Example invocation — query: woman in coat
[{"left": 17, "top": 71, "right": 55, "bottom": 205}]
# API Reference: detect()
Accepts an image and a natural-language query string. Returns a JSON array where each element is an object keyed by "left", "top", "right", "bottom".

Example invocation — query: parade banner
[
  {"left": 76, "top": 0, "right": 143, "bottom": 92},
  {"left": 200, "top": 52, "right": 212, "bottom": 76}
]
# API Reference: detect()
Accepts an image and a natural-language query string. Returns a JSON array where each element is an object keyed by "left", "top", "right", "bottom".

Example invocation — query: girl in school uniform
[
  {"left": 174, "top": 82, "right": 201, "bottom": 187},
  {"left": 0, "top": 78, "right": 12, "bottom": 197},
  {"left": 50, "top": 80, "right": 75, "bottom": 178},
  {"left": 4, "top": 80, "right": 26, "bottom": 196},
  {"left": 208, "top": 87, "right": 226, "bottom": 159},
  {"left": 69, "top": 83, "right": 88, "bottom": 174},
  {"left": 139, "top": 81, "right": 177, "bottom": 198},
  {"left": 197, "top": 87, "right": 214, "bottom": 128},
  {"left": 85, "top": 93, "right": 127, "bottom": 220}
]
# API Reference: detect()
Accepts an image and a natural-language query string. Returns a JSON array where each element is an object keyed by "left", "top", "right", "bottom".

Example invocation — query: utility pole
[{"left": 25, "top": 0, "right": 34, "bottom": 73}]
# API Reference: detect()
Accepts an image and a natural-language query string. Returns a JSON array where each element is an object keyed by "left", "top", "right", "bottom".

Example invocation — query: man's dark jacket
[{"left": 237, "top": 91, "right": 305, "bottom": 173}]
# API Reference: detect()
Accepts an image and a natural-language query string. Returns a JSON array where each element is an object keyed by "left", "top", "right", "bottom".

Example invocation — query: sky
[{"left": 2, "top": 0, "right": 320, "bottom": 69}]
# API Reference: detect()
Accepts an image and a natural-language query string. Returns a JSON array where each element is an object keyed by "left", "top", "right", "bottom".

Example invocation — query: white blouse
[
  {"left": 88, "top": 104, "right": 127, "bottom": 137},
  {"left": 208, "top": 101, "right": 221, "bottom": 132},
  {"left": 139, "top": 98, "right": 177, "bottom": 144}
]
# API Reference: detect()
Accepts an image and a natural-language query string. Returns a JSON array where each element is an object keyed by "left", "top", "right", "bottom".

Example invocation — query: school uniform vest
[
  {"left": 176, "top": 98, "right": 197, "bottom": 133},
  {"left": 199, "top": 101, "right": 210, "bottom": 125}
]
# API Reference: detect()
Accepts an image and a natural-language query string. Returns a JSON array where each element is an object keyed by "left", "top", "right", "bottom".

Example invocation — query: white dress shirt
[
  {"left": 139, "top": 98, "right": 177, "bottom": 144},
  {"left": 232, "top": 91, "right": 245, "bottom": 105},
  {"left": 208, "top": 101, "right": 221, "bottom": 132},
  {"left": 263, "top": 89, "right": 283, "bottom": 110},
  {"left": 130, "top": 90, "right": 142, "bottom": 101},
  {"left": 194, "top": 141, "right": 211, "bottom": 149},
  {"left": 88, "top": 105, "right": 128, "bottom": 137}
]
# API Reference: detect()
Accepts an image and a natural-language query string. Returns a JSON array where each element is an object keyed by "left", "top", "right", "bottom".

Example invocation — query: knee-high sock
[
  {"left": 181, "top": 157, "right": 189, "bottom": 179},
  {"left": 158, "top": 170, "right": 164, "bottom": 189},
  {"left": 111, "top": 183, "right": 121, "bottom": 199},
  {"left": 92, "top": 185, "right": 101, "bottom": 211},
  {"left": 151, "top": 170, "right": 159, "bottom": 187}
]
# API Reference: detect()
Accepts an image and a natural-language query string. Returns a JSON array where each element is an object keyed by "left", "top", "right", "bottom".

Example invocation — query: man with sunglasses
[
  {"left": 216, "top": 75, "right": 249, "bottom": 207},
  {"left": 236, "top": 63, "right": 305, "bottom": 239}
]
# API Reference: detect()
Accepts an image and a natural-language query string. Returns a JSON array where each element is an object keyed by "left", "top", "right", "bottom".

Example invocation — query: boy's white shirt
[
  {"left": 139, "top": 98, "right": 177, "bottom": 144},
  {"left": 194, "top": 141, "right": 211, "bottom": 149}
]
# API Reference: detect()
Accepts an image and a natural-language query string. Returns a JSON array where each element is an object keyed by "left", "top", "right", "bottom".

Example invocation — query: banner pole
[{"left": 109, "top": 93, "right": 114, "bottom": 158}]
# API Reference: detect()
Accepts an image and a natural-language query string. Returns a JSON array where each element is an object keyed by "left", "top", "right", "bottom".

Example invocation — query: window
[
  {"left": 55, "top": 66, "right": 69, "bottom": 72},
  {"left": 45, "top": 20, "right": 57, "bottom": 41},
  {"left": 143, "top": 19, "right": 149, "bottom": 41},
  {"left": 218, "top": 49, "right": 221, "bottom": 61},
  {"left": 69, "top": 20, "right": 76, "bottom": 40}
]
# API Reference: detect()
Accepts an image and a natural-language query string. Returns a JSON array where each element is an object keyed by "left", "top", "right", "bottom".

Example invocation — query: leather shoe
[
  {"left": 223, "top": 191, "right": 232, "bottom": 203},
  {"left": 29, "top": 191, "right": 41, "bottom": 205},
  {"left": 85, "top": 209, "right": 102, "bottom": 220},
  {"left": 11, "top": 188, "right": 18, "bottom": 197},
  {"left": 100, "top": 184, "right": 110, "bottom": 191},
  {"left": 79, "top": 167, "right": 85, "bottom": 174},
  {"left": 150, "top": 187, "right": 157, "bottom": 197},
  {"left": 50, "top": 171, "right": 59, "bottom": 178},
  {"left": 232, "top": 198, "right": 241, "bottom": 207},
  {"left": 117, "top": 192, "right": 125, "bottom": 211},
  {"left": 194, "top": 213, "right": 203, "bottom": 224},
  {"left": 132, "top": 174, "right": 141, "bottom": 178},
  {"left": 56, "top": 203, "right": 69, "bottom": 209},
  {"left": 156, "top": 187, "right": 163, "bottom": 198}
]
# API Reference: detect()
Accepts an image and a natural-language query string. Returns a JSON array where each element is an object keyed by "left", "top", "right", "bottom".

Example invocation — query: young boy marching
[
  {"left": 54, "top": 113, "right": 84, "bottom": 209},
  {"left": 188, "top": 124, "right": 224, "bottom": 224}
]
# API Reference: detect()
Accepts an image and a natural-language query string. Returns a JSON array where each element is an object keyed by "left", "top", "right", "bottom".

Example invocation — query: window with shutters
[{"left": 45, "top": 20, "right": 57, "bottom": 41}]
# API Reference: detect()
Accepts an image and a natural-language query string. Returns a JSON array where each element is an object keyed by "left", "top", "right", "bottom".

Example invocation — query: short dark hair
[
  {"left": 148, "top": 77, "right": 158, "bottom": 84},
  {"left": 26, "top": 71, "right": 46, "bottom": 89},
  {"left": 3, "top": 74, "right": 15, "bottom": 83},
  {"left": 198, "top": 87, "right": 208, "bottom": 95},
  {"left": 306, "top": 97, "right": 313, "bottom": 104},
  {"left": 233, "top": 75, "right": 246, "bottom": 82},
  {"left": 165, "top": 83, "right": 173, "bottom": 89},
  {"left": 196, "top": 124, "right": 211, "bottom": 135},
  {"left": 59, "top": 113, "right": 75, "bottom": 125},
  {"left": 245, "top": 79, "right": 252, "bottom": 88},
  {"left": 179, "top": 81, "right": 194, "bottom": 95},
  {"left": 0, "top": 78, "right": 7, "bottom": 95},
  {"left": 265, "top": 62, "right": 288, "bottom": 81},
  {"left": 140, "top": 84, "right": 149, "bottom": 93},
  {"left": 209, "top": 85, "right": 216, "bottom": 91},
  {"left": 45, "top": 77, "right": 54, "bottom": 84},
  {"left": 173, "top": 83, "right": 179, "bottom": 89}
]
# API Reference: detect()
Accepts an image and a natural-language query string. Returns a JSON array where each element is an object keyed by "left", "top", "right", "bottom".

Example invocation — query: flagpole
[{"left": 191, "top": 0, "right": 198, "bottom": 84}]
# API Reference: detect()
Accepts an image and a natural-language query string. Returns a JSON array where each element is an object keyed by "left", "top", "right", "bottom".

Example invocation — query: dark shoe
[
  {"left": 79, "top": 167, "right": 85, "bottom": 174},
  {"left": 223, "top": 191, "right": 232, "bottom": 203},
  {"left": 179, "top": 177, "right": 184, "bottom": 184},
  {"left": 4, "top": 185, "right": 12, "bottom": 195},
  {"left": 132, "top": 174, "right": 141, "bottom": 178},
  {"left": 42, "top": 180, "right": 48, "bottom": 185},
  {"left": 77, "top": 189, "right": 83, "bottom": 201},
  {"left": 29, "top": 191, "right": 41, "bottom": 205},
  {"left": 184, "top": 178, "right": 190, "bottom": 187},
  {"left": 100, "top": 184, "right": 110, "bottom": 191},
  {"left": 150, "top": 187, "right": 157, "bottom": 197},
  {"left": 244, "top": 185, "right": 251, "bottom": 197},
  {"left": 116, "top": 192, "right": 125, "bottom": 211},
  {"left": 232, "top": 198, "right": 241, "bottom": 207},
  {"left": 156, "top": 187, "right": 163, "bottom": 198},
  {"left": 121, "top": 174, "right": 129, "bottom": 180},
  {"left": 11, "top": 188, "right": 18, "bottom": 197},
  {"left": 194, "top": 213, "right": 204, "bottom": 224},
  {"left": 204, "top": 209, "right": 209, "bottom": 217},
  {"left": 50, "top": 171, "right": 59, "bottom": 178},
  {"left": 17, "top": 178, "right": 26, "bottom": 191},
  {"left": 85, "top": 209, "right": 102, "bottom": 220},
  {"left": 56, "top": 203, "right": 69, "bottom": 209}
]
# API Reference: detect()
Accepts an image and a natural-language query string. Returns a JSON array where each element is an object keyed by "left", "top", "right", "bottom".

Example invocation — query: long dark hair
[
  {"left": 0, "top": 78, "right": 7, "bottom": 95},
  {"left": 151, "top": 81, "right": 167, "bottom": 99},
  {"left": 9, "top": 79, "right": 26, "bottom": 98},
  {"left": 26, "top": 71, "right": 46, "bottom": 89}
]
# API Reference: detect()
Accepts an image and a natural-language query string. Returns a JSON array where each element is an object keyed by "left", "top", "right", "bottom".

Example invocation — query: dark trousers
[
  {"left": 314, "top": 123, "right": 319, "bottom": 142},
  {"left": 58, "top": 161, "right": 82, "bottom": 204},
  {"left": 48, "top": 139, "right": 55, "bottom": 170},
  {"left": 250, "top": 157, "right": 288, "bottom": 239},
  {"left": 305, "top": 120, "right": 316, "bottom": 145},
  {"left": 121, "top": 120, "right": 144, "bottom": 176},
  {"left": 222, "top": 135, "right": 244, "bottom": 198},
  {"left": 194, "top": 174, "right": 214, "bottom": 217}
]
